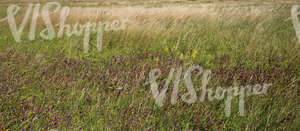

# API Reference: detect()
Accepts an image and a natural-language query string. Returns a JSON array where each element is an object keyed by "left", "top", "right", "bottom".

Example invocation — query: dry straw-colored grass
[
  {"left": 57, "top": 4, "right": 275, "bottom": 34},
  {"left": 64, "top": 5, "right": 275, "bottom": 22},
  {"left": 0, "top": 0, "right": 284, "bottom": 39},
  {"left": 0, "top": 3, "right": 276, "bottom": 36},
  {"left": 55, "top": 5, "right": 275, "bottom": 41}
]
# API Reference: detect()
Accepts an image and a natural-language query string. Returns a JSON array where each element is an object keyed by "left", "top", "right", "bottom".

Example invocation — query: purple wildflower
[{"left": 1, "top": 87, "right": 8, "bottom": 91}]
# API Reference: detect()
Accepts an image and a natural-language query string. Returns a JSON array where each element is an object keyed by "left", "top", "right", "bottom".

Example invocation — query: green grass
[{"left": 0, "top": 0, "right": 299, "bottom": 130}]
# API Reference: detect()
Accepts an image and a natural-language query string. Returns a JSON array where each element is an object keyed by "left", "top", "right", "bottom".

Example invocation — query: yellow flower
[
  {"left": 155, "top": 57, "right": 159, "bottom": 64},
  {"left": 191, "top": 50, "right": 198, "bottom": 58},
  {"left": 164, "top": 46, "right": 169, "bottom": 52}
]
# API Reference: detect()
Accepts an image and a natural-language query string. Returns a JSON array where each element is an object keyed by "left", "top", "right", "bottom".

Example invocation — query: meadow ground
[{"left": 0, "top": 0, "right": 299, "bottom": 130}]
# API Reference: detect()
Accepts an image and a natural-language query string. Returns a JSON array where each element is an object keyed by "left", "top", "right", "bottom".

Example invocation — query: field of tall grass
[{"left": 0, "top": 0, "right": 299, "bottom": 130}]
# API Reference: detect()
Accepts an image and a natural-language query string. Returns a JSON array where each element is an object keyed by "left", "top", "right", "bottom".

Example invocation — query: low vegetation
[{"left": 0, "top": 0, "right": 299, "bottom": 130}]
